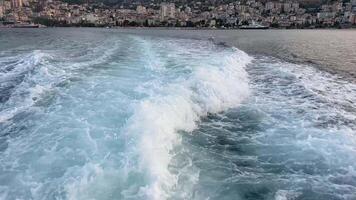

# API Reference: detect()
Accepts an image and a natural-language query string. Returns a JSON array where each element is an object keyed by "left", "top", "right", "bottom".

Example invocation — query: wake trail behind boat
[{"left": 0, "top": 29, "right": 356, "bottom": 200}]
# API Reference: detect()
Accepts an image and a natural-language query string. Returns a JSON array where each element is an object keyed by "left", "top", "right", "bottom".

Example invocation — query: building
[
  {"left": 350, "top": 13, "right": 356, "bottom": 24},
  {"left": 292, "top": 2, "right": 299, "bottom": 11},
  {"left": 3, "top": 0, "right": 10, "bottom": 10},
  {"left": 332, "top": 2, "right": 343, "bottom": 12},
  {"left": 0, "top": 5, "right": 3, "bottom": 18},
  {"left": 0, "top": 0, "right": 353, "bottom": 28},
  {"left": 160, "top": 3, "right": 175, "bottom": 21},
  {"left": 84, "top": 13, "right": 98, "bottom": 23},
  {"left": 136, "top": 5, "right": 146, "bottom": 15},
  {"left": 184, "top": 6, "right": 191, "bottom": 14},
  {"left": 283, "top": 2, "right": 292, "bottom": 13},
  {"left": 265, "top": 1, "right": 274, "bottom": 11},
  {"left": 11, "top": 0, "right": 22, "bottom": 9},
  {"left": 317, "top": 12, "right": 335, "bottom": 20},
  {"left": 352, "top": 0, "right": 356, "bottom": 6},
  {"left": 352, "top": 0, "right": 356, "bottom": 12}
]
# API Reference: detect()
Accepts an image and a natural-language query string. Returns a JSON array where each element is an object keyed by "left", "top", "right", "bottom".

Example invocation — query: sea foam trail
[
  {"left": 0, "top": 35, "right": 251, "bottom": 200},
  {"left": 122, "top": 39, "right": 252, "bottom": 199},
  {"left": 0, "top": 50, "right": 54, "bottom": 123},
  {"left": 0, "top": 39, "right": 122, "bottom": 124}
]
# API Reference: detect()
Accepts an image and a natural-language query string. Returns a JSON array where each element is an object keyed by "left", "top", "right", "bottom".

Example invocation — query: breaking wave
[
  {"left": 2, "top": 30, "right": 355, "bottom": 200},
  {"left": 124, "top": 47, "right": 251, "bottom": 199},
  {"left": 64, "top": 38, "right": 252, "bottom": 200}
]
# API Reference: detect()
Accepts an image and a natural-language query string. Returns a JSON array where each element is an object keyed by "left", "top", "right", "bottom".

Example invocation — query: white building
[
  {"left": 11, "top": 0, "right": 22, "bottom": 9},
  {"left": 0, "top": 5, "right": 3, "bottom": 18},
  {"left": 350, "top": 13, "right": 356, "bottom": 24},
  {"left": 160, "top": 3, "right": 175, "bottom": 21},
  {"left": 317, "top": 12, "right": 335, "bottom": 20},
  {"left": 265, "top": 2, "right": 274, "bottom": 11},
  {"left": 283, "top": 2, "right": 292, "bottom": 13},
  {"left": 84, "top": 13, "right": 98, "bottom": 23},
  {"left": 136, "top": 5, "right": 146, "bottom": 15}
]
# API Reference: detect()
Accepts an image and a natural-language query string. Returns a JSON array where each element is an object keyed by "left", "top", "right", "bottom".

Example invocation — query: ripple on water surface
[{"left": 0, "top": 30, "right": 355, "bottom": 200}]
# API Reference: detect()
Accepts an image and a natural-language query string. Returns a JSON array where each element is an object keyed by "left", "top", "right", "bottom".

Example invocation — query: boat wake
[
  {"left": 1, "top": 31, "right": 356, "bottom": 200},
  {"left": 65, "top": 37, "right": 252, "bottom": 200},
  {"left": 124, "top": 44, "right": 251, "bottom": 199}
]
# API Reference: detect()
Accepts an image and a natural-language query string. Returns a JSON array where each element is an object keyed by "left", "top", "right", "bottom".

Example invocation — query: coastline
[{"left": 1, "top": 24, "right": 356, "bottom": 30}]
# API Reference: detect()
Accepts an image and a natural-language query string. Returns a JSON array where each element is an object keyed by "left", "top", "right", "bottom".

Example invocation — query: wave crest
[{"left": 124, "top": 44, "right": 252, "bottom": 199}]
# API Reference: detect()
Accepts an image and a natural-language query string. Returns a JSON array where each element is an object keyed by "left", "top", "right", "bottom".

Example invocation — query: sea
[{"left": 0, "top": 28, "right": 355, "bottom": 200}]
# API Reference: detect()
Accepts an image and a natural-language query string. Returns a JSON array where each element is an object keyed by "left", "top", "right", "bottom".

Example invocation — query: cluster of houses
[{"left": 1, "top": 0, "right": 356, "bottom": 28}]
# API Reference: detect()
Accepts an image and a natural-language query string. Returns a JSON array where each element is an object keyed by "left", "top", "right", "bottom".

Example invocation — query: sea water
[{"left": 0, "top": 29, "right": 355, "bottom": 200}]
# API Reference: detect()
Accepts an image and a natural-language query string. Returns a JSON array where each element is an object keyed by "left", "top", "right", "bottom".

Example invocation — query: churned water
[{"left": 0, "top": 28, "right": 355, "bottom": 200}]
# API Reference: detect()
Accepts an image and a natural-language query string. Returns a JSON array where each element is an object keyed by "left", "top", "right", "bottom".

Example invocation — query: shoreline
[{"left": 1, "top": 25, "right": 356, "bottom": 30}]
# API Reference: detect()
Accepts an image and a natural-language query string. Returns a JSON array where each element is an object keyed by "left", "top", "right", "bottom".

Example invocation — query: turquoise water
[{"left": 0, "top": 29, "right": 355, "bottom": 200}]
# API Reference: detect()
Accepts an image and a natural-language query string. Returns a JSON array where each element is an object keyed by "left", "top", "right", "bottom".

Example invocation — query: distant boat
[
  {"left": 239, "top": 21, "right": 269, "bottom": 29},
  {"left": 13, "top": 23, "right": 40, "bottom": 28}
]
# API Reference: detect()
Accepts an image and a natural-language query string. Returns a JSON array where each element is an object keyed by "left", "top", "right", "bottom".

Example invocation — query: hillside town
[{"left": 1, "top": 0, "right": 356, "bottom": 28}]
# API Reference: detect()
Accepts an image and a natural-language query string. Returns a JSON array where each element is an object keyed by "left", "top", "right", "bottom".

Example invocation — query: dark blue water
[{"left": 0, "top": 28, "right": 355, "bottom": 200}]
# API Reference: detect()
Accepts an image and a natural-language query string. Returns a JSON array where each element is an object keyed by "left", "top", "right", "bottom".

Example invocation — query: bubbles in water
[{"left": 0, "top": 31, "right": 356, "bottom": 200}]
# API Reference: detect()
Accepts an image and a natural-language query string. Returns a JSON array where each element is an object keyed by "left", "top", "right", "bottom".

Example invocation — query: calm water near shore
[{"left": 0, "top": 28, "right": 355, "bottom": 200}]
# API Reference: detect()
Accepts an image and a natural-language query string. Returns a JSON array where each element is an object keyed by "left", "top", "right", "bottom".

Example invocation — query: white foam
[
  {"left": 275, "top": 190, "right": 301, "bottom": 200},
  {"left": 0, "top": 39, "right": 121, "bottom": 124},
  {"left": 0, "top": 50, "right": 52, "bottom": 123},
  {"left": 123, "top": 45, "right": 252, "bottom": 199},
  {"left": 272, "top": 60, "right": 356, "bottom": 130}
]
